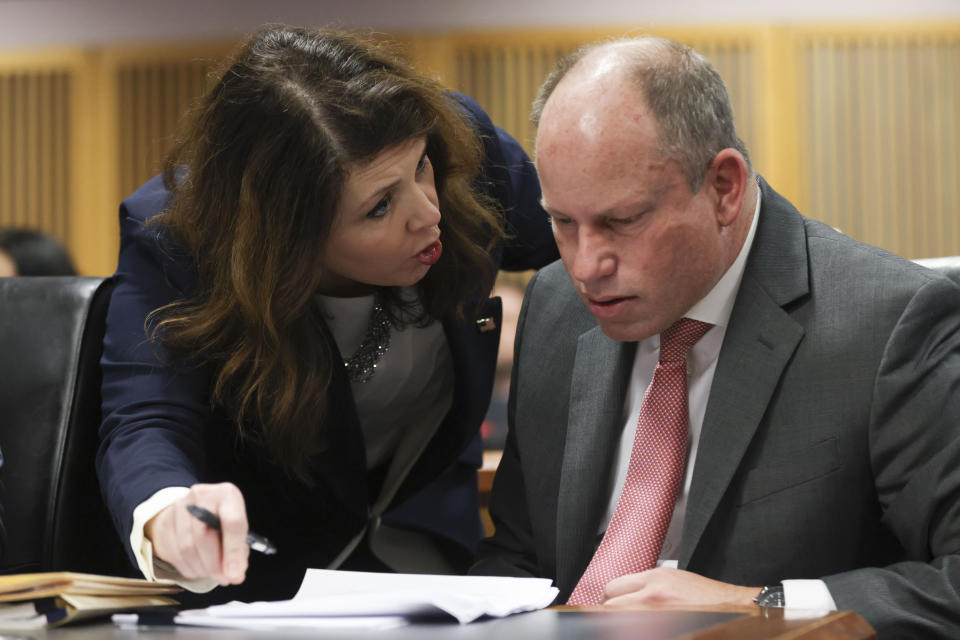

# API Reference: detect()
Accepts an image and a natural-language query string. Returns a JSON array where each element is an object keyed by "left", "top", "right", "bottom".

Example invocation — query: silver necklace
[{"left": 343, "top": 295, "right": 392, "bottom": 383}]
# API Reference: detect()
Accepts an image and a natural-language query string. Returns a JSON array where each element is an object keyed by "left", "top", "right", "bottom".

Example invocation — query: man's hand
[
  {"left": 603, "top": 567, "right": 760, "bottom": 608},
  {"left": 145, "top": 482, "right": 250, "bottom": 587}
]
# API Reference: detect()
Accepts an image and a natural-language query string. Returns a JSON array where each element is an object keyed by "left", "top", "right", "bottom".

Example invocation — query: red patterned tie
[{"left": 567, "top": 318, "right": 713, "bottom": 605}]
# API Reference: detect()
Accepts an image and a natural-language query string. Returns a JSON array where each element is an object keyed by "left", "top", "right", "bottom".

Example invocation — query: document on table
[{"left": 166, "top": 570, "right": 559, "bottom": 630}]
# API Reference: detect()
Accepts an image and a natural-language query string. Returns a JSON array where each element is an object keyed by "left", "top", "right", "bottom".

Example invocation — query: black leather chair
[
  {"left": 0, "top": 276, "right": 130, "bottom": 575},
  {"left": 913, "top": 256, "right": 960, "bottom": 286}
]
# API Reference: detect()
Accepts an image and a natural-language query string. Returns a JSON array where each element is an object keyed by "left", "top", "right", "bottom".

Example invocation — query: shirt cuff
[
  {"left": 131, "top": 486, "right": 218, "bottom": 594},
  {"left": 782, "top": 579, "right": 838, "bottom": 610}
]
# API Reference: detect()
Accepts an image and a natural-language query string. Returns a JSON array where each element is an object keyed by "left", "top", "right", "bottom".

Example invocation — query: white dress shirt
[{"left": 601, "top": 189, "right": 837, "bottom": 611}]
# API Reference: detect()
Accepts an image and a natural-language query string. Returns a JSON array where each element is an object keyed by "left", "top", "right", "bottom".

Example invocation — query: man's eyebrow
[
  {"left": 540, "top": 199, "right": 656, "bottom": 220},
  {"left": 540, "top": 199, "right": 572, "bottom": 219}
]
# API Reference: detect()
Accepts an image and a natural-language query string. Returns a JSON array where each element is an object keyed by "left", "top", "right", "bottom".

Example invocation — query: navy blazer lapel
[
  {"left": 392, "top": 297, "right": 502, "bottom": 502},
  {"left": 556, "top": 326, "right": 635, "bottom": 593},
  {"left": 679, "top": 178, "right": 809, "bottom": 567},
  {"left": 315, "top": 326, "right": 371, "bottom": 519}
]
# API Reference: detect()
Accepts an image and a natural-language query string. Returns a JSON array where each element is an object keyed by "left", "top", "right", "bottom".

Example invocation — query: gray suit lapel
[
  {"left": 678, "top": 276, "right": 804, "bottom": 566},
  {"left": 556, "top": 326, "right": 635, "bottom": 592},
  {"left": 679, "top": 177, "right": 810, "bottom": 567}
]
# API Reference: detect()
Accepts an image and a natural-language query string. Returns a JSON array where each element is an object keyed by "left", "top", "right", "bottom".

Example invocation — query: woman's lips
[{"left": 417, "top": 240, "right": 443, "bottom": 265}]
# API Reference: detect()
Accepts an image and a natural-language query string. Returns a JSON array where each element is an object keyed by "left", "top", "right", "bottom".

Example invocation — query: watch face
[{"left": 754, "top": 585, "right": 786, "bottom": 608}]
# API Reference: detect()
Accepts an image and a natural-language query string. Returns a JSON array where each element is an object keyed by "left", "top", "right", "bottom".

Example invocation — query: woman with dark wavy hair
[{"left": 97, "top": 24, "right": 556, "bottom": 604}]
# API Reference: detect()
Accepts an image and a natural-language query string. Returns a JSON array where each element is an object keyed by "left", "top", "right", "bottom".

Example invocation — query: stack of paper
[
  {"left": 0, "top": 572, "right": 179, "bottom": 630},
  {"left": 171, "top": 570, "right": 558, "bottom": 630}
]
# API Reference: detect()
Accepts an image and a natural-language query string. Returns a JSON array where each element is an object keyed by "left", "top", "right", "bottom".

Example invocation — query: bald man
[{"left": 472, "top": 37, "right": 960, "bottom": 638}]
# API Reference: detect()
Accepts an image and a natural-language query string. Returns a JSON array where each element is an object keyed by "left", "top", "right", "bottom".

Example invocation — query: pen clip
[
  {"left": 246, "top": 533, "right": 277, "bottom": 555},
  {"left": 187, "top": 504, "right": 278, "bottom": 555}
]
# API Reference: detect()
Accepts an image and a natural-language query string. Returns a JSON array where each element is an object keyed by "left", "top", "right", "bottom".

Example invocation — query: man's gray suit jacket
[{"left": 472, "top": 178, "right": 960, "bottom": 638}]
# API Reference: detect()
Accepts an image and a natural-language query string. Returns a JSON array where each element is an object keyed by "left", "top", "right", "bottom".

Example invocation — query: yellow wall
[{"left": 1, "top": 23, "right": 958, "bottom": 274}]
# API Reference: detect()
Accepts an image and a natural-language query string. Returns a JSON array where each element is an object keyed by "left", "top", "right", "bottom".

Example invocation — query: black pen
[{"left": 186, "top": 504, "right": 277, "bottom": 555}]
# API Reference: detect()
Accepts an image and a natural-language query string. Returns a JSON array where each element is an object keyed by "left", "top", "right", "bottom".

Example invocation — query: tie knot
[{"left": 659, "top": 318, "right": 713, "bottom": 363}]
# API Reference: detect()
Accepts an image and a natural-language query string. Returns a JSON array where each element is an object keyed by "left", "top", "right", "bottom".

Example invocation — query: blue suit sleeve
[{"left": 96, "top": 174, "right": 211, "bottom": 563}]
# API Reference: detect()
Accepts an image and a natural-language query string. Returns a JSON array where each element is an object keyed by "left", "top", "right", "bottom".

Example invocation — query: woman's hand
[{"left": 145, "top": 482, "right": 250, "bottom": 586}]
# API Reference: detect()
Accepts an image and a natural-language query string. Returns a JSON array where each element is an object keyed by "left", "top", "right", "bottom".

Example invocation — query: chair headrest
[{"left": 913, "top": 256, "right": 960, "bottom": 287}]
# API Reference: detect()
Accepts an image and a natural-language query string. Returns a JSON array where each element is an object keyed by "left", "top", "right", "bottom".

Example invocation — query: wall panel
[
  {"left": 111, "top": 47, "right": 227, "bottom": 206},
  {"left": 0, "top": 24, "right": 958, "bottom": 274},
  {"left": 0, "top": 65, "right": 73, "bottom": 249},
  {"left": 793, "top": 27, "right": 960, "bottom": 259}
]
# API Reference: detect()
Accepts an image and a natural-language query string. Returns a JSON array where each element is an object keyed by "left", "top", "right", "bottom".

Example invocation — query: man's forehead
[
  {"left": 539, "top": 158, "right": 679, "bottom": 220},
  {"left": 536, "top": 101, "right": 661, "bottom": 173}
]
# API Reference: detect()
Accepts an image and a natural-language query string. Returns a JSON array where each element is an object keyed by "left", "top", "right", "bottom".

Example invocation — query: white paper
[
  {"left": 173, "top": 570, "right": 558, "bottom": 628},
  {"left": 174, "top": 611, "right": 408, "bottom": 631}
]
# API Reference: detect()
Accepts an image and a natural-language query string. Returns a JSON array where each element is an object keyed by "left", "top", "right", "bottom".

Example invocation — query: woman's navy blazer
[{"left": 96, "top": 94, "right": 557, "bottom": 604}]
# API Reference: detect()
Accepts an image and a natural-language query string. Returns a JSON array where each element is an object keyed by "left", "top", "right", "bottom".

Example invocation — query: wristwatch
[{"left": 753, "top": 584, "right": 786, "bottom": 608}]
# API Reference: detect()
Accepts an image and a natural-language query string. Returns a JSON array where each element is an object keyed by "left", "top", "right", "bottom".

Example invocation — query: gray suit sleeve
[
  {"left": 824, "top": 276, "right": 960, "bottom": 638},
  {"left": 470, "top": 272, "right": 544, "bottom": 579}
]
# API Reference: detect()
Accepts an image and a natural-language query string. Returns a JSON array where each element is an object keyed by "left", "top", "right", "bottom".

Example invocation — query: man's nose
[{"left": 570, "top": 229, "right": 615, "bottom": 283}]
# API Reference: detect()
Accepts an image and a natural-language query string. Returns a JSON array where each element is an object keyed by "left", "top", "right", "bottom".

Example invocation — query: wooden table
[
  {"left": 36, "top": 607, "right": 874, "bottom": 639},
  {"left": 478, "top": 449, "right": 502, "bottom": 508}
]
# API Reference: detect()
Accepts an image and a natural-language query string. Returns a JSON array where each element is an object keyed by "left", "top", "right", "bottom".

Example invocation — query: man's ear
[{"left": 704, "top": 149, "right": 749, "bottom": 227}]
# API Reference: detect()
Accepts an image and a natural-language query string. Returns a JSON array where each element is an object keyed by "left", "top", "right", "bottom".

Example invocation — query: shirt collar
[{"left": 684, "top": 184, "right": 761, "bottom": 329}]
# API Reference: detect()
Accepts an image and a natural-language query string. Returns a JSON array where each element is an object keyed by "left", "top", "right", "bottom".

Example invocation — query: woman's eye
[
  {"left": 367, "top": 194, "right": 392, "bottom": 219},
  {"left": 416, "top": 153, "right": 431, "bottom": 176}
]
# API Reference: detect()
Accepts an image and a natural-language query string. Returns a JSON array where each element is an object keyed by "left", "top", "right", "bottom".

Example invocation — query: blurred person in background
[{"left": 0, "top": 228, "right": 77, "bottom": 276}]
